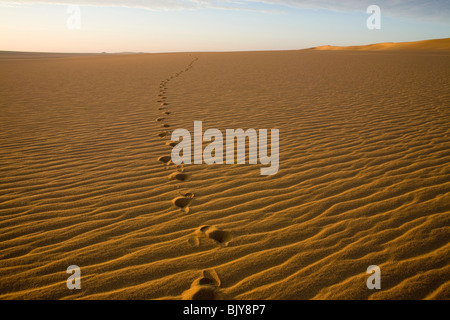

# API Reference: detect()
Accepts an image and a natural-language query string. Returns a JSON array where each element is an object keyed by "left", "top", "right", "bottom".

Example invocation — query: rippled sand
[{"left": 1, "top": 40, "right": 449, "bottom": 299}]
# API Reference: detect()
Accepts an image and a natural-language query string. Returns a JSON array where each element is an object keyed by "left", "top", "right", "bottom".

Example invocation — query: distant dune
[{"left": 311, "top": 38, "right": 450, "bottom": 51}]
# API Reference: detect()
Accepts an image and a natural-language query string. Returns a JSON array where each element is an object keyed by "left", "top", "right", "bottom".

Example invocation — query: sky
[{"left": 0, "top": 0, "right": 449, "bottom": 53}]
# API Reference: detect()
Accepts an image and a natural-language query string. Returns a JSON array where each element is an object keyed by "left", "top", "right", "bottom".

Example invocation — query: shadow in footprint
[
  {"left": 172, "top": 193, "right": 194, "bottom": 213},
  {"left": 158, "top": 131, "right": 169, "bottom": 138},
  {"left": 158, "top": 155, "right": 172, "bottom": 168},
  {"left": 166, "top": 141, "right": 178, "bottom": 148},
  {"left": 193, "top": 225, "right": 233, "bottom": 247},
  {"left": 156, "top": 117, "right": 165, "bottom": 122},
  {"left": 182, "top": 270, "right": 223, "bottom": 300},
  {"left": 168, "top": 172, "right": 191, "bottom": 182}
]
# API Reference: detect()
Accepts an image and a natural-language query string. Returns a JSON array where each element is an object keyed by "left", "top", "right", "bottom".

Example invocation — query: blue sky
[{"left": 0, "top": 0, "right": 449, "bottom": 53}]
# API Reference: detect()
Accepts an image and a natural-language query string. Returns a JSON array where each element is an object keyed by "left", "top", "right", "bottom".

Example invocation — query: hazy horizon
[{"left": 1, "top": 37, "right": 450, "bottom": 55}]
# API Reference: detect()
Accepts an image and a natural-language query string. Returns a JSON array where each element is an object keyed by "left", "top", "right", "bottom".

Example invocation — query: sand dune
[
  {"left": 0, "top": 43, "right": 449, "bottom": 300},
  {"left": 313, "top": 38, "right": 450, "bottom": 51}
]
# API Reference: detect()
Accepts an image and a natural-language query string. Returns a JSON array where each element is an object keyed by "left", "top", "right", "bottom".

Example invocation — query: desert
[{"left": 0, "top": 38, "right": 449, "bottom": 300}]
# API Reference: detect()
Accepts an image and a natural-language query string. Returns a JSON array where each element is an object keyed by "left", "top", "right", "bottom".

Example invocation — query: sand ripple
[{"left": 0, "top": 49, "right": 449, "bottom": 299}]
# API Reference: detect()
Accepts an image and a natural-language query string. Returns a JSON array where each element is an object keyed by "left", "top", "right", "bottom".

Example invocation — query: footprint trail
[{"left": 153, "top": 56, "right": 233, "bottom": 300}]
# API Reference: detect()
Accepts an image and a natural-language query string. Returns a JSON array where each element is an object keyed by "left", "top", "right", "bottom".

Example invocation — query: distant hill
[{"left": 310, "top": 38, "right": 450, "bottom": 52}]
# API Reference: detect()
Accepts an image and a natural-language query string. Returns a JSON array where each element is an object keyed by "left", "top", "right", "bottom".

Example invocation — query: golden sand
[
  {"left": 0, "top": 39, "right": 449, "bottom": 299},
  {"left": 313, "top": 37, "right": 450, "bottom": 51}
]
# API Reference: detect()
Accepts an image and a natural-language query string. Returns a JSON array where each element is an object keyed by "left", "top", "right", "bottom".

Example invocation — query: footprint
[
  {"left": 158, "top": 155, "right": 172, "bottom": 166},
  {"left": 182, "top": 192, "right": 195, "bottom": 198},
  {"left": 166, "top": 141, "right": 178, "bottom": 148},
  {"left": 182, "top": 270, "right": 222, "bottom": 300},
  {"left": 162, "top": 124, "right": 171, "bottom": 128},
  {"left": 158, "top": 131, "right": 168, "bottom": 138},
  {"left": 168, "top": 172, "right": 191, "bottom": 182},
  {"left": 156, "top": 117, "right": 165, "bottom": 122},
  {"left": 194, "top": 225, "right": 232, "bottom": 247},
  {"left": 172, "top": 193, "right": 194, "bottom": 213},
  {"left": 161, "top": 102, "right": 169, "bottom": 106},
  {"left": 163, "top": 111, "right": 171, "bottom": 115}
]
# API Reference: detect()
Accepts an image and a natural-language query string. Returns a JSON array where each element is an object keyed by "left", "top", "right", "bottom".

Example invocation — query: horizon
[
  {"left": 1, "top": 37, "right": 450, "bottom": 55},
  {"left": 1, "top": 1, "right": 450, "bottom": 53}
]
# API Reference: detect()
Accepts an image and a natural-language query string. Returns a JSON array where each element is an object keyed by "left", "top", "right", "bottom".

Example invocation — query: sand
[
  {"left": 313, "top": 38, "right": 450, "bottom": 51},
  {"left": 0, "top": 39, "right": 449, "bottom": 300}
]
